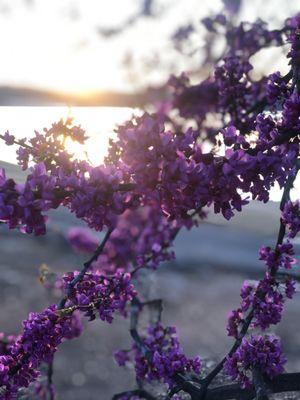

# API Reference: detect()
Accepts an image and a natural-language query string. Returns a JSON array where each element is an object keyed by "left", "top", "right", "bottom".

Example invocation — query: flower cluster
[
  {"left": 0, "top": 306, "right": 82, "bottom": 398},
  {"left": 0, "top": 161, "right": 137, "bottom": 235},
  {"left": 62, "top": 270, "right": 136, "bottom": 323},
  {"left": 203, "top": 16, "right": 283, "bottom": 57},
  {"left": 259, "top": 242, "right": 296, "bottom": 272},
  {"left": 227, "top": 240, "right": 297, "bottom": 337},
  {"left": 0, "top": 118, "right": 87, "bottom": 171},
  {"left": 240, "top": 275, "right": 285, "bottom": 330},
  {"left": 114, "top": 323, "right": 201, "bottom": 387},
  {"left": 107, "top": 111, "right": 298, "bottom": 221},
  {"left": 282, "top": 200, "right": 300, "bottom": 238},
  {"left": 0, "top": 163, "right": 61, "bottom": 235},
  {"left": 168, "top": 16, "right": 284, "bottom": 136},
  {"left": 227, "top": 272, "right": 295, "bottom": 336},
  {"left": 230, "top": 21, "right": 283, "bottom": 55},
  {"left": 66, "top": 206, "right": 178, "bottom": 273},
  {"left": 168, "top": 73, "right": 218, "bottom": 122},
  {"left": 224, "top": 335, "right": 286, "bottom": 389},
  {"left": 64, "top": 164, "right": 139, "bottom": 232},
  {"left": 266, "top": 72, "right": 289, "bottom": 105},
  {"left": 94, "top": 206, "right": 178, "bottom": 273},
  {"left": 66, "top": 227, "right": 99, "bottom": 254},
  {"left": 0, "top": 268, "right": 135, "bottom": 397},
  {"left": 215, "top": 55, "right": 255, "bottom": 131},
  {"left": 286, "top": 13, "right": 300, "bottom": 68}
]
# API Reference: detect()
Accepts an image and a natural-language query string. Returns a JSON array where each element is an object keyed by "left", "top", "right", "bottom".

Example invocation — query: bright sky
[
  {"left": 0, "top": 0, "right": 299, "bottom": 95},
  {"left": 0, "top": 0, "right": 209, "bottom": 93},
  {"left": 0, "top": 0, "right": 225, "bottom": 94}
]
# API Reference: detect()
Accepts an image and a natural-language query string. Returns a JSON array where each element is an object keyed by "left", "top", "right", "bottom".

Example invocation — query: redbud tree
[{"left": 0, "top": 3, "right": 300, "bottom": 400}]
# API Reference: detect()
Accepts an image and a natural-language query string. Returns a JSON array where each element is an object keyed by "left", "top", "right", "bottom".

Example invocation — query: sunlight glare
[{"left": 0, "top": 106, "right": 136, "bottom": 167}]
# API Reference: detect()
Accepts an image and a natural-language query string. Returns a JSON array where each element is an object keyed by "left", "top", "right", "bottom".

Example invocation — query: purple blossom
[
  {"left": 66, "top": 227, "right": 98, "bottom": 253},
  {"left": 286, "top": 14, "right": 300, "bottom": 67},
  {"left": 224, "top": 335, "right": 286, "bottom": 389},
  {"left": 266, "top": 72, "right": 289, "bottom": 104},
  {"left": 113, "top": 350, "right": 130, "bottom": 366},
  {"left": 62, "top": 270, "right": 136, "bottom": 323},
  {"left": 259, "top": 242, "right": 296, "bottom": 272},
  {"left": 0, "top": 305, "right": 82, "bottom": 397},
  {"left": 282, "top": 200, "right": 300, "bottom": 238},
  {"left": 169, "top": 75, "right": 218, "bottom": 121},
  {"left": 226, "top": 308, "right": 243, "bottom": 338},
  {"left": 0, "top": 164, "right": 61, "bottom": 235},
  {"left": 2, "top": 131, "right": 15, "bottom": 146},
  {"left": 14, "top": 118, "right": 87, "bottom": 171},
  {"left": 93, "top": 206, "right": 177, "bottom": 273},
  {"left": 227, "top": 240, "right": 298, "bottom": 336},
  {"left": 115, "top": 323, "right": 201, "bottom": 387},
  {"left": 285, "top": 277, "right": 296, "bottom": 299}
]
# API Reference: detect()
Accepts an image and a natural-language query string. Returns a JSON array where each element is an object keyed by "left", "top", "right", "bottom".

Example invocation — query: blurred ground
[{"left": 0, "top": 162, "right": 300, "bottom": 399}]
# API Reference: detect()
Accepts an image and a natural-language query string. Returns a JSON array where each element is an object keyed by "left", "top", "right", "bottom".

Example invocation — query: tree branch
[
  {"left": 252, "top": 368, "right": 270, "bottom": 400},
  {"left": 205, "top": 372, "right": 300, "bottom": 400},
  {"left": 112, "top": 389, "right": 156, "bottom": 400},
  {"left": 58, "top": 227, "right": 113, "bottom": 309}
]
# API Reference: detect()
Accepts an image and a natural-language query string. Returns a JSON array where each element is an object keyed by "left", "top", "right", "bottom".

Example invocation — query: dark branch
[
  {"left": 112, "top": 389, "right": 156, "bottom": 400},
  {"left": 47, "top": 361, "right": 55, "bottom": 400},
  {"left": 205, "top": 372, "right": 300, "bottom": 400},
  {"left": 58, "top": 227, "right": 113, "bottom": 309},
  {"left": 252, "top": 368, "right": 270, "bottom": 400}
]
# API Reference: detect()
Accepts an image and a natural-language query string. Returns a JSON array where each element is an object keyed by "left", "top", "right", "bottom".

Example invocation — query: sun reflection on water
[{"left": 0, "top": 106, "right": 136, "bottom": 166}]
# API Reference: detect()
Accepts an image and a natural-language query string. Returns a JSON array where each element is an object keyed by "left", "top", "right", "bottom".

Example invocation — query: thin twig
[
  {"left": 58, "top": 227, "right": 113, "bottom": 309},
  {"left": 47, "top": 361, "right": 55, "bottom": 400}
]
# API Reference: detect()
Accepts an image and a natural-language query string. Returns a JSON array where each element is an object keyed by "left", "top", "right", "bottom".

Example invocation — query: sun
[
  {"left": 0, "top": 106, "right": 135, "bottom": 167},
  {"left": 62, "top": 106, "right": 135, "bottom": 166}
]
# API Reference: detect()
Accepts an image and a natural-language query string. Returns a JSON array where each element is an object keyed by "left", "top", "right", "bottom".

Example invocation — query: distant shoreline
[{"left": 0, "top": 85, "right": 165, "bottom": 107}]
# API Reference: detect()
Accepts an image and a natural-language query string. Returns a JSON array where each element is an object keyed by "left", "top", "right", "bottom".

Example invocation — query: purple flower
[
  {"left": 227, "top": 241, "right": 298, "bottom": 335},
  {"left": 93, "top": 205, "right": 177, "bottom": 273},
  {"left": 62, "top": 270, "right": 136, "bottom": 323},
  {"left": 282, "top": 200, "right": 300, "bottom": 238},
  {"left": 0, "top": 305, "right": 82, "bottom": 396},
  {"left": 224, "top": 335, "right": 286, "bottom": 389},
  {"left": 66, "top": 227, "right": 98, "bottom": 253},
  {"left": 115, "top": 323, "right": 201, "bottom": 388},
  {"left": 2, "top": 131, "right": 15, "bottom": 146},
  {"left": 113, "top": 350, "right": 130, "bottom": 366},
  {"left": 259, "top": 242, "right": 296, "bottom": 272}
]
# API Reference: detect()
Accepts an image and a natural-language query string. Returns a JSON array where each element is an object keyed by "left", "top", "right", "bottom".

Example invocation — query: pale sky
[{"left": 0, "top": 0, "right": 299, "bottom": 94}]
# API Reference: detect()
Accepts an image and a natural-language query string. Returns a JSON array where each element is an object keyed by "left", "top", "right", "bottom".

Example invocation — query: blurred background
[{"left": 1, "top": 1, "right": 300, "bottom": 399}]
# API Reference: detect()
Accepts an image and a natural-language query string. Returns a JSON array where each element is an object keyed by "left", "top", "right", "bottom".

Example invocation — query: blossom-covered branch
[{"left": 1, "top": 5, "right": 300, "bottom": 400}]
